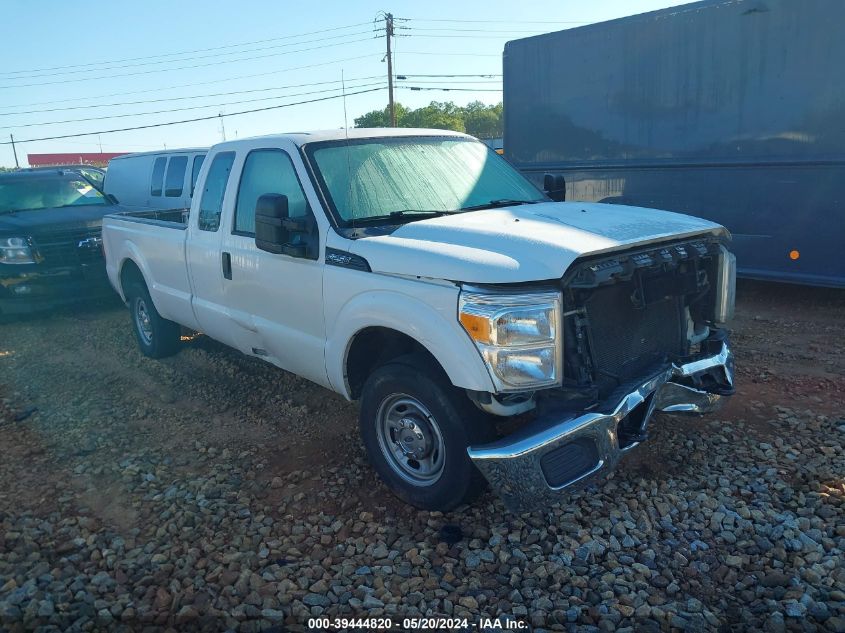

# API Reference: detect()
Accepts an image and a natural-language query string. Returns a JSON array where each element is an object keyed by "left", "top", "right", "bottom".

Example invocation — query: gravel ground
[{"left": 0, "top": 280, "right": 843, "bottom": 633}]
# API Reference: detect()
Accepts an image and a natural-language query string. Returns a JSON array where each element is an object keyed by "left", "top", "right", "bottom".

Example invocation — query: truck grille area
[
  {"left": 32, "top": 227, "right": 103, "bottom": 267},
  {"left": 584, "top": 282, "right": 683, "bottom": 381},
  {"left": 560, "top": 238, "right": 721, "bottom": 398}
]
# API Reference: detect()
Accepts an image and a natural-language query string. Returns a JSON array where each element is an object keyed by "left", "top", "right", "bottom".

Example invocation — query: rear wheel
[
  {"left": 126, "top": 283, "right": 181, "bottom": 358},
  {"left": 359, "top": 354, "right": 494, "bottom": 510}
]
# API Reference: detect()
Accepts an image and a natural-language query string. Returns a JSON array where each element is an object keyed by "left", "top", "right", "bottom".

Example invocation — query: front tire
[
  {"left": 359, "top": 354, "right": 494, "bottom": 511},
  {"left": 126, "top": 283, "right": 181, "bottom": 359}
]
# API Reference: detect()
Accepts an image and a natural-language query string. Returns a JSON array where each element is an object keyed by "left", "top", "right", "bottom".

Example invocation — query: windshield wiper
[
  {"left": 389, "top": 209, "right": 447, "bottom": 218},
  {"left": 352, "top": 210, "right": 450, "bottom": 225},
  {"left": 459, "top": 199, "right": 542, "bottom": 211}
]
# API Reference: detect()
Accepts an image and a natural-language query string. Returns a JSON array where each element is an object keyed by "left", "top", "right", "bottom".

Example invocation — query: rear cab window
[
  {"left": 164, "top": 155, "right": 188, "bottom": 197},
  {"left": 197, "top": 152, "right": 236, "bottom": 232},
  {"left": 150, "top": 157, "right": 167, "bottom": 197}
]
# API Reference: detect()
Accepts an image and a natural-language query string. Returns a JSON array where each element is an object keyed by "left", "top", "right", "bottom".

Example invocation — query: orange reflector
[
  {"left": 460, "top": 313, "right": 492, "bottom": 343},
  {"left": 789, "top": 249, "right": 800, "bottom": 260}
]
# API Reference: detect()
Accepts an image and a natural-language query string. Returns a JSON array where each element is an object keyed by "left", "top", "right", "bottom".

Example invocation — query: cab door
[
  {"left": 185, "top": 150, "right": 239, "bottom": 347},
  {"left": 219, "top": 144, "right": 327, "bottom": 387}
]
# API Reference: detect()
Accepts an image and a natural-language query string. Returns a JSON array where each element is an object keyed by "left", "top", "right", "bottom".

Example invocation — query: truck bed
[
  {"left": 105, "top": 207, "right": 188, "bottom": 228},
  {"left": 102, "top": 209, "right": 196, "bottom": 328}
]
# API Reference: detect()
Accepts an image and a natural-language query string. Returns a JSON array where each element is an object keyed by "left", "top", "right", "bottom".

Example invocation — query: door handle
[{"left": 222, "top": 251, "right": 232, "bottom": 280}]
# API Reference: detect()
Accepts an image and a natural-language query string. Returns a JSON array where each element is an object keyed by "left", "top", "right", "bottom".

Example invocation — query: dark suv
[{"left": 0, "top": 169, "right": 118, "bottom": 315}]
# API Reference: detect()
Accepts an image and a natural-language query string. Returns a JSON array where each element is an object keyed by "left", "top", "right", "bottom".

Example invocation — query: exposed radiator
[{"left": 583, "top": 280, "right": 684, "bottom": 381}]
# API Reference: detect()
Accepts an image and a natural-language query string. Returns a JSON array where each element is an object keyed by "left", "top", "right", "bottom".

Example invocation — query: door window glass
[
  {"left": 234, "top": 149, "right": 310, "bottom": 235},
  {"left": 164, "top": 155, "right": 188, "bottom": 197},
  {"left": 190, "top": 155, "right": 205, "bottom": 196},
  {"left": 150, "top": 156, "right": 167, "bottom": 197}
]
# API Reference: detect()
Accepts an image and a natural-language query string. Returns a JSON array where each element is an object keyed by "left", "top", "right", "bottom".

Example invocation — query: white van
[{"left": 104, "top": 149, "right": 207, "bottom": 210}]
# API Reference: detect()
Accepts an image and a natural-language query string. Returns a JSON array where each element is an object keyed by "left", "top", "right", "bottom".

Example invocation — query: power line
[
  {"left": 0, "top": 55, "right": 380, "bottom": 111},
  {"left": 0, "top": 76, "right": 384, "bottom": 117},
  {"left": 0, "top": 87, "right": 385, "bottom": 145},
  {"left": 401, "top": 33, "right": 545, "bottom": 39},
  {"left": 50, "top": 139, "right": 167, "bottom": 149},
  {"left": 0, "top": 21, "right": 379, "bottom": 77},
  {"left": 0, "top": 37, "right": 383, "bottom": 90},
  {"left": 396, "top": 51, "right": 501, "bottom": 57},
  {"left": 397, "top": 74, "right": 501, "bottom": 78},
  {"left": 401, "top": 18, "right": 588, "bottom": 24},
  {"left": 3, "top": 30, "right": 380, "bottom": 81},
  {"left": 400, "top": 27, "right": 562, "bottom": 33},
  {"left": 396, "top": 80, "right": 501, "bottom": 85},
  {"left": 0, "top": 81, "right": 387, "bottom": 130},
  {"left": 399, "top": 86, "right": 503, "bottom": 92}
]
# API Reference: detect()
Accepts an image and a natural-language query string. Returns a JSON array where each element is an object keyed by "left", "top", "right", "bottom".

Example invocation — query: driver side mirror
[
  {"left": 544, "top": 174, "right": 566, "bottom": 202},
  {"left": 254, "top": 193, "right": 318, "bottom": 259}
]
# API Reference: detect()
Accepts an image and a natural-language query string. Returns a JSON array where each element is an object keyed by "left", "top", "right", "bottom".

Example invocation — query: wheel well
[
  {"left": 119, "top": 259, "right": 146, "bottom": 298},
  {"left": 345, "top": 327, "right": 446, "bottom": 399}
]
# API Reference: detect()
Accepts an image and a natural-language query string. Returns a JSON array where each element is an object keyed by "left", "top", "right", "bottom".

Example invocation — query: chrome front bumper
[{"left": 468, "top": 340, "right": 734, "bottom": 512}]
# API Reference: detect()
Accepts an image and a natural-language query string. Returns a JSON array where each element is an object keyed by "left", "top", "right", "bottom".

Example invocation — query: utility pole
[
  {"left": 385, "top": 13, "right": 396, "bottom": 127},
  {"left": 219, "top": 113, "right": 227, "bottom": 141},
  {"left": 10, "top": 134, "right": 19, "bottom": 168}
]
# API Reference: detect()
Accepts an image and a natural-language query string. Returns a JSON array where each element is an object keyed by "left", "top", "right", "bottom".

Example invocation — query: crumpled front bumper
[{"left": 468, "top": 337, "right": 734, "bottom": 512}]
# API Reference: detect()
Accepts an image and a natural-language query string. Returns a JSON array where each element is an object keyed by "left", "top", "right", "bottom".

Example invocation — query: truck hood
[
  {"left": 350, "top": 201, "right": 727, "bottom": 284},
  {"left": 0, "top": 204, "right": 121, "bottom": 234}
]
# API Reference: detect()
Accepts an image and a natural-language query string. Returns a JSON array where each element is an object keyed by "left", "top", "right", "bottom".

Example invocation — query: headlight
[
  {"left": 714, "top": 245, "right": 736, "bottom": 323},
  {"left": 459, "top": 291, "right": 561, "bottom": 391},
  {"left": 0, "top": 237, "right": 35, "bottom": 265}
]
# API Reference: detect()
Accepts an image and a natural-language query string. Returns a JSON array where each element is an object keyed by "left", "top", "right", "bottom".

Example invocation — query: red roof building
[{"left": 27, "top": 152, "right": 128, "bottom": 168}]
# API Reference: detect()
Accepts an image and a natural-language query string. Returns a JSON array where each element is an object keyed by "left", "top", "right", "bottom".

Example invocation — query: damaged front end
[{"left": 465, "top": 237, "right": 736, "bottom": 512}]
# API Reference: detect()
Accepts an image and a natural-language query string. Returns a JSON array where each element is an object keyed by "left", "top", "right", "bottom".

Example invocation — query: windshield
[
  {"left": 306, "top": 137, "right": 546, "bottom": 225},
  {"left": 78, "top": 168, "right": 105, "bottom": 190},
  {"left": 0, "top": 175, "right": 108, "bottom": 213}
]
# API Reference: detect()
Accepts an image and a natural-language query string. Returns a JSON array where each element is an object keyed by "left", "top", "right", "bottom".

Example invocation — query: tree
[
  {"left": 463, "top": 101, "right": 503, "bottom": 139},
  {"left": 354, "top": 100, "right": 502, "bottom": 138},
  {"left": 401, "top": 101, "right": 465, "bottom": 132},
  {"left": 353, "top": 103, "right": 408, "bottom": 128}
]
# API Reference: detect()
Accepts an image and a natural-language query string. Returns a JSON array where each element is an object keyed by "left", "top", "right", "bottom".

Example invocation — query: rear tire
[
  {"left": 126, "top": 282, "right": 181, "bottom": 358},
  {"left": 359, "top": 354, "right": 494, "bottom": 511}
]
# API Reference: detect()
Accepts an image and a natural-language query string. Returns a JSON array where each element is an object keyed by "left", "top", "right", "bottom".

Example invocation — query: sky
[{"left": 0, "top": 0, "right": 692, "bottom": 167}]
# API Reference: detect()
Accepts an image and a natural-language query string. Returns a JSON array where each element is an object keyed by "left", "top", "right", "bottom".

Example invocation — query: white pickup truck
[{"left": 102, "top": 128, "right": 736, "bottom": 512}]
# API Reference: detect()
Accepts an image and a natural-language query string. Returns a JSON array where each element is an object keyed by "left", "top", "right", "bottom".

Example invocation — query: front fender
[{"left": 325, "top": 284, "right": 495, "bottom": 399}]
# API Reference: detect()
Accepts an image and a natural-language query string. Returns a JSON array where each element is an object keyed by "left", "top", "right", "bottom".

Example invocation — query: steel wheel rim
[
  {"left": 134, "top": 298, "right": 153, "bottom": 346},
  {"left": 375, "top": 393, "right": 446, "bottom": 487}
]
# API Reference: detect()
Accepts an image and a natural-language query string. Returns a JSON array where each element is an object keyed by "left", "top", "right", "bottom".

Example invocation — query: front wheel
[
  {"left": 359, "top": 354, "right": 494, "bottom": 511},
  {"left": 126, "top": 283, "right": 181, "bottom": 359}
]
